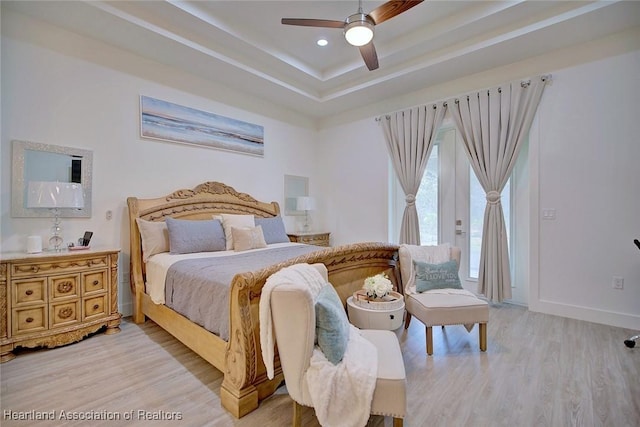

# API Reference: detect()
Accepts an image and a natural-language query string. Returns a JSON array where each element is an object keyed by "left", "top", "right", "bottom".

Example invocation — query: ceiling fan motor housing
[{"left": 344, "top": 13, "right": 375, "bottom": 46}]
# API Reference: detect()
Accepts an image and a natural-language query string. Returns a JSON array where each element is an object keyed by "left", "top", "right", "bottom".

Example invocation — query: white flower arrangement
[{"left": 363, "top": 273, "right": 393, "bottom": 299}]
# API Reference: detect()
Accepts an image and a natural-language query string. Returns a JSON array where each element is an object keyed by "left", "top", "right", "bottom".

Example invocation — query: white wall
[
  {"left": 318, "top": 118, "right": 390, "bottom": 246},
  {"left": 1, "top": 11, "right": 319, "bottom": 316},
  {"left": 317, "top": 51, "right": 640, "bottom": 330},
  {"left": 530, "top": 50, "right": 640, "bottom": 329}
]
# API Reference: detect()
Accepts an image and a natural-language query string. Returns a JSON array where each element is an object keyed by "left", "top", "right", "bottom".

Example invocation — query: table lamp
[
  {"left": 296, "top": 196, "right": 315, "bottom": 232},
  {"left": 27, "top": 181, "right": 84, "bottom": 251}
]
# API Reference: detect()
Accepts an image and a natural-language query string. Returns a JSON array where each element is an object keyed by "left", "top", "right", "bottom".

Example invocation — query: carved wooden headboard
[{"left": 126, "top": 181, "right": 281, "bottom": 295}]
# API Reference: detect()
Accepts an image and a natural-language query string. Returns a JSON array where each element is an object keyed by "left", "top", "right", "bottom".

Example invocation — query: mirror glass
[
  {"left": 284, "top": 174, "right": 308, "bottom": 216},
  {"left": 12, "top": 140, "right": 93, "bottom": 218}
]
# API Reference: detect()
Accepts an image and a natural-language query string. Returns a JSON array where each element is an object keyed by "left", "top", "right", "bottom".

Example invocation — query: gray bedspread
[{"left": 165, "top": 244, "right": 322, "bottom": 340}]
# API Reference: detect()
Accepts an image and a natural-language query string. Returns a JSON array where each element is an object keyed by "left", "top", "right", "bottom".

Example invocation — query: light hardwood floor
[{"left": 1, "top": 304, "right": 638, "bottom": 426}]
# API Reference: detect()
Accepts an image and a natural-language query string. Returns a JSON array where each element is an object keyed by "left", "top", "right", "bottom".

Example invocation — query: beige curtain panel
[
  {"left": 380, "top": 104, "right": 447, "bottom": 245},
  {"left": 449, "top": 76, "right": 548, "bottom": 302}
]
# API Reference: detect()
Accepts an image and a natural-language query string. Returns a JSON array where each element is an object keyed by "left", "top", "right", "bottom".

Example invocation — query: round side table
[{"left": 346, "top": 296, "right": 405, "bottom": 330}]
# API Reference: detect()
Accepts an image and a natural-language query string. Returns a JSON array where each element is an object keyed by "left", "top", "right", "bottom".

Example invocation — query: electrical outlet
[
  {"left": 612, "top": 276, "right": 624, "bottom": 290},
  {"left": 542, "top": 209, "right": 556, "bottom": 220}
]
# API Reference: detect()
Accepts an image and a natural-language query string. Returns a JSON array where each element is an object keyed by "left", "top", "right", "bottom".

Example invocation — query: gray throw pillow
[
  {"left": 255, "top": 217, "right": 290, "bottom": 244},
  {"left": 315, "top": 285, "right": 350, "bottom": 364},
  {"left": 165, "top": 217, "right": 226, "bottom": 254},
  {"left": 414, "top": 259, "right": 463, "bottom": 292}
]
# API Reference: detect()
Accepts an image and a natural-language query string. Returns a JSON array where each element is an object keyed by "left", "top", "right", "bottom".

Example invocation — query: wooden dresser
[
  {"left": 287, "top": 231, "right": 331, "bottom": 247},
  {"left": 0, "top": 247, "right": 121, "bottom": 362}
]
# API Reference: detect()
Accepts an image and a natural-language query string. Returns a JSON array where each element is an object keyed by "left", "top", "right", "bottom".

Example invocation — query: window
[
  {"left": 389, "top": 128, "right": 528, "bottom": 304},
  {"left": 416, "top": 144, "right": 439, "bottom": 246}
]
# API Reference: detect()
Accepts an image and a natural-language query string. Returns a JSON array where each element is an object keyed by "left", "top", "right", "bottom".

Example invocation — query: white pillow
[
  {"left": 135, "top": 218, "right": 169, "bottom": 262},
  {"left": 219, "top": 214, "right": 255, "bottom": 250},
  {"left": 231, "top": 226, "right": 267, "bottom": 251}
]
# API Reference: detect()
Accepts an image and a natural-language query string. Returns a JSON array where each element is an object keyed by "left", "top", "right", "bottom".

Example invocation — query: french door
[
  {"left": 394, "top": 126, "right": 528, "bottom": 304},
  {"left": 425, "top": 127, "right": 485, "bottom": 291}
]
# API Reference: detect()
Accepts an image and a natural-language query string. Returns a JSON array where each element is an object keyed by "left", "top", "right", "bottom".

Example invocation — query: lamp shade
[
  {"left": 296, "top": 196, "right": 315, "bottom": 211},
  {"left": 27, "top": 181, "right": 84, "bottom": 209}
]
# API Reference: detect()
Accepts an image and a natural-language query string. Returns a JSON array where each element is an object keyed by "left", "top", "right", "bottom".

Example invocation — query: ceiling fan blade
[
  {"left": 359, "top": 42, "right": 379, "bottom": 71},
  {"left": 281, "top": 18, "right": 345, "bottom": 29},
  {"left": 368, "top": 0, "right": 424, "bottom": 25}
]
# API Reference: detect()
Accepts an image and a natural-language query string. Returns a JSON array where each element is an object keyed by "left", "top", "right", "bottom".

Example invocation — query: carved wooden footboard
[
  {"left": 220, "top": 242, "right": 400, "bottom": 416},
  {"left": 127, "top": 182, "right": 400, "bottom": 417}
]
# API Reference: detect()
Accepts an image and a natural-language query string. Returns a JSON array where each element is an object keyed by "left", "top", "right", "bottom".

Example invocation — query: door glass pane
[
  {"left": 469, "top": 172, "right": 510, "bottom": 278},
  {"left": 417, "top": 145, "right": 438, "bottom": 245}
]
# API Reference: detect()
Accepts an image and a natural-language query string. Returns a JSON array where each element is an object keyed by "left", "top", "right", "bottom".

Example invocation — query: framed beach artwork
[{"left": 140, "top": 96, "right": 264, "bottom": 157}]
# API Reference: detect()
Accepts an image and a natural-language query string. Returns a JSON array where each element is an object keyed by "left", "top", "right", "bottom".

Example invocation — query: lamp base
[
  {"left": 49, "top": 234, "right": 64, "bottom": 251},
  {"left": 300, "top": 210, "right": 311, "bottom": 232},
  {"left": 48, "top": 209, "right": 64, "bottom": 251},
  {"left": 47, "top": 233, "right": 64, "bottom": 252}
]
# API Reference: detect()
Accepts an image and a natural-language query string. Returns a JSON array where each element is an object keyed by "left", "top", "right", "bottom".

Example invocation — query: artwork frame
[
  {"left": 284, "top": 175, "right": 308, "bottom": 216},
  {"left": 140, "top": 96, "right": 264, "bottom": 157}
]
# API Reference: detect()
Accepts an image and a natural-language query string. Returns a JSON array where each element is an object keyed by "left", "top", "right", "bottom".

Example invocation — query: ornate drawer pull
[
  {"left": 26, "top": 317, "right": 34, "bottom": 323},
  {"left": 57, "top": 281, "right": 73, "bottom": 293},
  {"left": 93, "top": 304, "right": 99, "bottom": 310},
  {"left": 58, "top": 307, "right": 73, "bottom": 319},
  {"left": 25, "top": 290, "right": 34, "bottom": 296},
  {"left": 93, "top": 280, "right": 99, "bottom": 286}
]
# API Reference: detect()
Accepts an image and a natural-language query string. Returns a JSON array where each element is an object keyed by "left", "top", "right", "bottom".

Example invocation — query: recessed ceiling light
[{"left": 317, "top": 39, "right": 328, "bottom": 47}]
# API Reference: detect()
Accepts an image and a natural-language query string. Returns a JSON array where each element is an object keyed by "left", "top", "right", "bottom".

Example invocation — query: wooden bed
[{"left": 127, "top": 181, "right": 401, "bottom": 418}]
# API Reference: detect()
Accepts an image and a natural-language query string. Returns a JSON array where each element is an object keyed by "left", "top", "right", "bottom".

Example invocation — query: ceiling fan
[{"left": 281, "top": 0, "right": 424, "bottom": 71}]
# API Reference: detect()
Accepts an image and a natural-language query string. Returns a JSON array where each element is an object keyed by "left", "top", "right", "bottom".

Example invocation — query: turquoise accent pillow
[
  {"left": 315, "top": 285, "right": 349, "bottom": 364},
  {"left": 414, "top": 259, "right": 463, "bottom": 292}
]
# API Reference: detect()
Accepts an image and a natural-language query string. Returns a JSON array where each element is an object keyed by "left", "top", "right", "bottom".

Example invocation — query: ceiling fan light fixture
[{"left": 344, "top": 13, "right": 374, "bottom": 47}]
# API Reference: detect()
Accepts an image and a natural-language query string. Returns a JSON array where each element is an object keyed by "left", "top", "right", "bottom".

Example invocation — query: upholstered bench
[{"left": 269, "top": 263, "right": 406, "bottom": 426}]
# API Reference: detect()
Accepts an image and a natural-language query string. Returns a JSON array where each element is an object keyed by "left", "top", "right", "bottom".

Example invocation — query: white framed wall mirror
[
  {"left": 11, "top": 140, "right": 93, "bottom": 218},
  {"left": 284, "top": 174, "right": 308, "bottom": 216}
]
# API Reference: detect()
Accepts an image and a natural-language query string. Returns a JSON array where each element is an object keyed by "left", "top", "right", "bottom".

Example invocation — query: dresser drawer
[
  {"left": 50, "top": 275, "right": 80, "bottom": 300},
  {"left": 13, "top": 278, "right": 47, "bottom": 306},
  {"left": 82, "top": 270, "right": 108, "bottom": 295},
  {"left": 13, "top": 306, "right": 47, "bottom": 335},
  {"left": 83, "top": 294, "right": 108, "bottom": 320},
  {"left": 51, "top": 301, "right": 81, "bottom": 328},
  {"left": 10, "top": 256, "right": 110, "bottom": 278}
]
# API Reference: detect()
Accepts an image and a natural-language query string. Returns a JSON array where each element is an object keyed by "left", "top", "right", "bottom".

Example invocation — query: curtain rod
[{"left": 375, "top": 74, "right": 551, "bottom": 121}]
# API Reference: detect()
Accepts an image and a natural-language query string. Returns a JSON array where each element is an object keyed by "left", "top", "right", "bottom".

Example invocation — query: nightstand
[
  {"left": 0, "top": 247, "right": 122, "bottom": 362},
  {"left": 287, "top": 232, "right": 331, "bottom": 247}
]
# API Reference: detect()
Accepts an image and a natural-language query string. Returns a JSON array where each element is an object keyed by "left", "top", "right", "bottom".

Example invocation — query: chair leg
[
  {"left": 393, "top": 417, "right": 404, "bottom": 427},
  {"left": 479, "top": 323, "right": 487, "bottom": 352},
  {"left": 404, "top": 311, "right": 412, "bottom": 329},
  {"left": 292, "top": 400, "right": 302, "bottom": 427},
  {"left": 426, "top": 326, "right": 433, "bottom": 355}
]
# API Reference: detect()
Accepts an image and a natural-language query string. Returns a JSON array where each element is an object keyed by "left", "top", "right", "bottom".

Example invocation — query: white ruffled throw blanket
[
  {"left": 259, "top": 263, "right": 377, "bottom": 427},
  {"left": 306, "top": 326, "right": 377, "bottom": 427}
]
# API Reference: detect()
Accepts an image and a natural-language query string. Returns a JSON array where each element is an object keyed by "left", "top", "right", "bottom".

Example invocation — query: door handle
[{"left": 455, "top": 219, "right": 465, "bottom": 235}]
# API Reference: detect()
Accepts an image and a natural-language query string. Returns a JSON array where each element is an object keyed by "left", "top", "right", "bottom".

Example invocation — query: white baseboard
[{"left": 530, "top": 299, "right": 640, "bottom": 331}]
